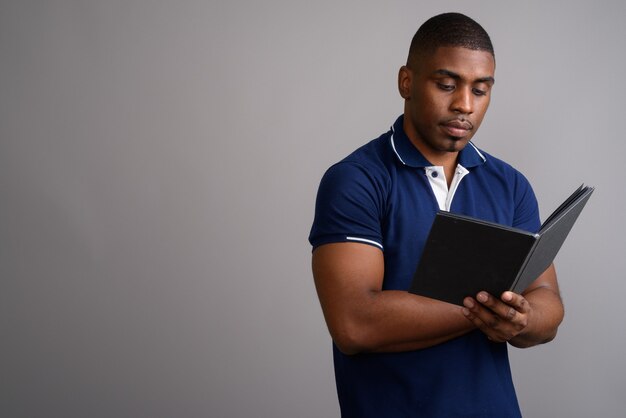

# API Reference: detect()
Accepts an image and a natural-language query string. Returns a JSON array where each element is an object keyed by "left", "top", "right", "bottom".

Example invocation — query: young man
[{"left": 309, "top": 13, "right": 564, "bottom": 417}]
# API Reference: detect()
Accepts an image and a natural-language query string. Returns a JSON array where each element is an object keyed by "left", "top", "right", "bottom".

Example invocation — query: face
[{"left": 398, "top": 46, "right": 495, "bottom": 164}]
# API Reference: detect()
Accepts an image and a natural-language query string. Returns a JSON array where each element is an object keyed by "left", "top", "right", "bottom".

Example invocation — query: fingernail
[
  {"left": 477, "top": 292, "right": 488, "bottom": 303},
  {"left": 462, "top": 308, "right": 470, "bottom": 316},
  {"left": 464, "top": 298, "right": 474, "bottom": 309}
]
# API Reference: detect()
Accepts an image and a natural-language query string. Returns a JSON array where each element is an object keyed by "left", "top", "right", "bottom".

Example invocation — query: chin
[{"left": 442, "top": 138, "right": 470, "bottom": 152}]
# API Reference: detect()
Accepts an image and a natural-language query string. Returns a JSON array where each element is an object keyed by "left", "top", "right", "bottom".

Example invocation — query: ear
[{"left": 398, "top": 66, "right": 412, "bottom": 99}]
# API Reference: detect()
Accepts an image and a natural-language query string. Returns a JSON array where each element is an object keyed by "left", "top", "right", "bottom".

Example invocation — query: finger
[
  {"left": 501, "top": 291, "right": 531, "bottom": 314},
  {"left": 464, "top": 295, "right": 496, "bottom": 323},
  {"left": 463, "top": 297, "right": 504, "bottom": 331},
  {"left": 475, "top": 292, "right": 511, "bottom": 319},
  {"left": 464, "top": 294, "right": 526, "bottom": 342},
  {"left": 476, "top": 291, "right": 524, "bottom": 321},
  {"left": 462, "top": 301, "right": 508, "bottom": 342}
]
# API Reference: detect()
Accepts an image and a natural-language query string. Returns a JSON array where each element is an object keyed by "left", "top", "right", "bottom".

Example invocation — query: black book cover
[{"left": 408, "top": 185, "right": 594, "bottom": 306}]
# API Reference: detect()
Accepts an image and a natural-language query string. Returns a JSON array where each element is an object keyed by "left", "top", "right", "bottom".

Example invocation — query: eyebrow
[{"left": 434, "top": 69, "right": 495, "bottom": 84}]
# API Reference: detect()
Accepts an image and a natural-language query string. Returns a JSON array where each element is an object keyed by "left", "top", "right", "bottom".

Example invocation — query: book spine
[{"left": 509, "top": 235, "right": 541, "bottom": 293}]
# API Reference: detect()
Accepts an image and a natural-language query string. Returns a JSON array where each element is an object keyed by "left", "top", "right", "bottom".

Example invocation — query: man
[{"left": 309, "top": 13, "right": 564, "bottom": 417}]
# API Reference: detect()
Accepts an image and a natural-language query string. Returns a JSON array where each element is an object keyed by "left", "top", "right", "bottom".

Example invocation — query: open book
[{"left": 408, "top": 184, "right": 594, "bottom": 306}]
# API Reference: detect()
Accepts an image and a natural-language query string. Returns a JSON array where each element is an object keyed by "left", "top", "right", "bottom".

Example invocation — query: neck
[{"left": 402, "top": 118, "right": 459, "bottom": 186}]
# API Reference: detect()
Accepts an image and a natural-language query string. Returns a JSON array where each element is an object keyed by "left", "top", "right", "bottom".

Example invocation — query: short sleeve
[
  {"left": 512, "top": 172, "right": 541, "bottom": 233},
  {"left": 308, "top": 162, "right": 386, "bottom": 250}
]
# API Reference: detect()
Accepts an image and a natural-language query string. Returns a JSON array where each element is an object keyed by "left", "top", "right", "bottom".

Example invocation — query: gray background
[{"left": 1, "top": 1, "right": 625, "bottom": 417}]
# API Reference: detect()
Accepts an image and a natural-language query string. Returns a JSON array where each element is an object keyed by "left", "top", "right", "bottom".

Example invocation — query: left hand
[{"left": 462, "top": 291, "right": 532, "bottom": 343}]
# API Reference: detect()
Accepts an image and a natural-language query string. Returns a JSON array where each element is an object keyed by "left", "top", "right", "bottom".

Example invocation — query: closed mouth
[{"left": 440, "top": 119, "right": 473, "bottom": 138}]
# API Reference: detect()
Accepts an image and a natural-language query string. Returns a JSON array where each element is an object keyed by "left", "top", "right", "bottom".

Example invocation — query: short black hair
[{"left": 407, "top": 13, "right": 494, "bottom": 68}]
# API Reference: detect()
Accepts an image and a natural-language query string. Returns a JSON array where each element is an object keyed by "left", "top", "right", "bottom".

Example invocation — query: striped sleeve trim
[{"left": 346, "top": 236, "right": 384, "bottom": 250}]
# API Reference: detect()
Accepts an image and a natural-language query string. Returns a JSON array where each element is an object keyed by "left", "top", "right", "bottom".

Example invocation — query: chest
[{"left": 380, "top": 168, "right": 516, "bottom": 290}]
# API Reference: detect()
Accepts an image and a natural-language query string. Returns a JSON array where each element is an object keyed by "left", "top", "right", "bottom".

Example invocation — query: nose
[{"left": 450, "top": 87, "right": 473, "bottom": 115}]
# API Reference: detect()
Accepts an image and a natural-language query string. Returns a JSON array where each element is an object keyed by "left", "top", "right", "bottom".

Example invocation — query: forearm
[
  {"left": 313, "top": 243, "right": 475, "bottom": 355},
  {"left": 509, "top": 286, "right": 564, "bottom": 348},
  {"left": 325, "top": 289, "right": 474, "bottom": 354}
]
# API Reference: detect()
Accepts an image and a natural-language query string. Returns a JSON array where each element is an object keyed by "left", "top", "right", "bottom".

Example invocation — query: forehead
[{"left": 417, "top": 46, "right": 495, "bottom": 80}]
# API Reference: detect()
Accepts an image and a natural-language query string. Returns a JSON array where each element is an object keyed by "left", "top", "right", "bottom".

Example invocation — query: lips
[{"left": 441, "top": 119, "right": 473, "bottom": 138}]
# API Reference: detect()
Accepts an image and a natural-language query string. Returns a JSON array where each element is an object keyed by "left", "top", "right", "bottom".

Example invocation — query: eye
[
  {"left": 437, "top": 82, "right": 455, "bottom": 92},
  {"left": 472, "top": 87, "right": 487, "bottom": 96}
]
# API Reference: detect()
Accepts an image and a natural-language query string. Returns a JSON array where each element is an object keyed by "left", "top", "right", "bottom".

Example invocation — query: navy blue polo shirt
[{"left": 309, "top": 115, "right": 540, "bottom": 417}]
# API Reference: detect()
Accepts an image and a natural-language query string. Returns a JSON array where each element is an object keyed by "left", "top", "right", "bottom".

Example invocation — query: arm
[
  {"left": 462, "top": 263, "right": 564, "bottom": 348},
  {"left": 312, "top": 242, "right": 475, "bottom": 355}
]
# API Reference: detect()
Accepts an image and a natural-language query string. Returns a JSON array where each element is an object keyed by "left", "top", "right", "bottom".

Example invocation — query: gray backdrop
[{"left": 2, "top": 1, "right": 625, "bottom": 417}]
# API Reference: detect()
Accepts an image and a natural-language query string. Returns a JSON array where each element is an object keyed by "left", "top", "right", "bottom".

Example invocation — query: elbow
[
  {"left": 510, "top": 329, "right": 557, "bottom": 349},
  {"left": 540, "top": 325, "right": 560, "bottom": 345},
  {"left": 538, "top": 305, "right": 564, "bottom": 345},
  {"left": 333, "top": 339, "right": 361, "bottom": 356},
  {"left": 330, "top": 321, "right": 371, "bottom": 355},
  {"left": 510, "top": 316, "right": 562, "bottom": 348},
  {"left": 542, "top": 332, "right": 557, "bottom": 345}
]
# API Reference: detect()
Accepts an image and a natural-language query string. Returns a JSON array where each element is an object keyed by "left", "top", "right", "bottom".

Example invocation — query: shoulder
[
  {"left": 478, "top": 147, "right": 523, "bottom": 176},
  {"left": 321, "top": 134, "right": 394, "bottom": 194},
  {"left": 309, "top": 134, "right": 395, "bottom": 250},
  {"left": 474, "top": 146, "right": 540, "bottom": 231},
  {"left": 476, "top": 147, "right": 534, "bottom": 194}
]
